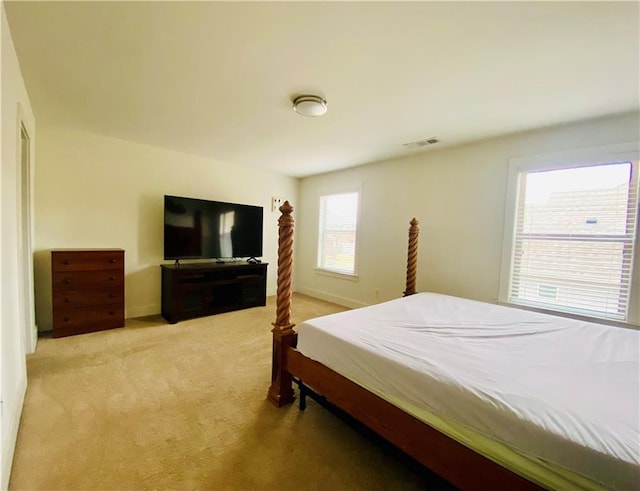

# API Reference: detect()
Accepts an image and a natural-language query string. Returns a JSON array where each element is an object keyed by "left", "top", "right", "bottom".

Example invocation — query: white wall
[
  {"left": 296, "top": 112, "right": 640, "bottom": 320},
  {"left": 1, "top": 3, "right": 36, "bottom": 488},
  {"left": 33, "top": 125, "right": 297, "bottom": 331}
]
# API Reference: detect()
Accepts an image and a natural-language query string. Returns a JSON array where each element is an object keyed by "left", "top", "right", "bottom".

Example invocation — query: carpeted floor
[{"left": 9, "top": 293, "right": 453, "bottom": 490}]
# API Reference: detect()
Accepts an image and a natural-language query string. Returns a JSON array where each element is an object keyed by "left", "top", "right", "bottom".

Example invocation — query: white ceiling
[{"left": 5, "top": 1, "right": 639, "bottom": 177}]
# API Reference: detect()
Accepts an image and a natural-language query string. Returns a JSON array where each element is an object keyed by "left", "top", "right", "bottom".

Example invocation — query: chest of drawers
[{"left": 51, "top": 249, "right": 125, "bottom": 338}]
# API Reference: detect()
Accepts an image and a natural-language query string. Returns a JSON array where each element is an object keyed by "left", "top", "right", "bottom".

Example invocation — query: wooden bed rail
[
  {"left": 266, "top": 211, "right": 544, "bottom": 489},
  {"left": 267, "top": 201, "right": 296, "bottom": 407},
  {"left": 403, "top": 218, "right": 420, "bottom": 297}
]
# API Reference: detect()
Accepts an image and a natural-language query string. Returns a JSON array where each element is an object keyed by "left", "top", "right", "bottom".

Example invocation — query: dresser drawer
[
  {"left": 52, "top": 250, "right": 124, "bottom": 272},
  {"left": 52, "top": 305, "right": 124, "bottom": 338},
  {"left": 53, "top": 288, "right": 122, "bottom": 309},
  {"left": 53, "top": 271, "right": 124, "bottom": 291}
]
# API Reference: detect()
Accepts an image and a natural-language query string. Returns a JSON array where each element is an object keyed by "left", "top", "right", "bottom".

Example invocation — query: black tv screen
[{"left": 164, "top": 195, "right": 263, "bottom": 260}]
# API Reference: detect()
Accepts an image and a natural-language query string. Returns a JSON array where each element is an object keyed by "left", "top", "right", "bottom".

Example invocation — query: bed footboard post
[
  {"left": 268, "top": 201, "right": 297, "bottom": 407},
  {"left": 403, "top": 218, "right": 420, "bottom": 297}
]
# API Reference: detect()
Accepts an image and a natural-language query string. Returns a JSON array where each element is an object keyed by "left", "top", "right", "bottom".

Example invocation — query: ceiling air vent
[
  {"left": 403, "top": 137, "right": 439, "bottom": 149},
  {"left": 402, "top": 137, "right": 440, "bottom": 149}
]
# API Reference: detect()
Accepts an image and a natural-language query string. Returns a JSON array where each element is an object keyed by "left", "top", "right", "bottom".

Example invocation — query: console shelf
[{"left": 161, "top": 262, "right": 268, "bottom": 324}]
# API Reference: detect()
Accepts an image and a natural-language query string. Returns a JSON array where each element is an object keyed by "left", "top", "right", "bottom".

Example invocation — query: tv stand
[{"left": 161, "top": 262, "right": 268, "bottom": 324}]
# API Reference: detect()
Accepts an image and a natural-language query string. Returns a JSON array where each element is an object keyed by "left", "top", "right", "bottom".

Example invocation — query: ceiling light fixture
[{"left": 292, "top": 95, "right": 327, "bottom": 117}]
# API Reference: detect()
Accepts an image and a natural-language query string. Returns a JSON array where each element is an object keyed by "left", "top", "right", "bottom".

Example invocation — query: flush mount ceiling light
[{"left": 292, "top": 95, "right": 327, "bottom": 117}]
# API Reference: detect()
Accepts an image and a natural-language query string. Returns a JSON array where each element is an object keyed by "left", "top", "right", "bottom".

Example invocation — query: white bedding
[{"left": 296, "top": 293, "right": 640, "bottom": 490}]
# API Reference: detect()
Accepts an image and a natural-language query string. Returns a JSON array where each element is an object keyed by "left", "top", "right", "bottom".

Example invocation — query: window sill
[
  {"left": 314, "top": 268, "right": 359, "bottom": 282},
  {"left": 497, "top": 301, "right": 638, "bottom": 330}
]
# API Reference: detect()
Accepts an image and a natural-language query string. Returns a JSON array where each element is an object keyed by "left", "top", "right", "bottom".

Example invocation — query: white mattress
[{"left": 296, "top": 293, "right": 640, "bottom": 490}]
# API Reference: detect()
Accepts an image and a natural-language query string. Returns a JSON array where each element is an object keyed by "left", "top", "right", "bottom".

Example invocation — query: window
[
  {"left": 317, "top": 191, "right": 360, "bottom": 275},
  {"left": 506, "top": 161, "right": 638, "bottom": 321}
]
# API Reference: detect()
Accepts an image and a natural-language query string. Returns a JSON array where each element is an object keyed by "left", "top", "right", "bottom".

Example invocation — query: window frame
[
  {"left": 315, "top": 188, "right": 361, "bottom": 279},
  {"left": 499, "top": 142, "right": 640, "bottom": 326}
]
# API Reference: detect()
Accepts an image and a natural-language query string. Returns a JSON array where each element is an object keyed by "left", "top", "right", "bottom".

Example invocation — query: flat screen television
[{"left": 164, "top": 195, "right": 263, "bottom": 260}]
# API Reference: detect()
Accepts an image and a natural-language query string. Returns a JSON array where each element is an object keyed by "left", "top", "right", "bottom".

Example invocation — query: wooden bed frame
[{"left": 267, "top": 201, "right": 541, "bottom": 491}]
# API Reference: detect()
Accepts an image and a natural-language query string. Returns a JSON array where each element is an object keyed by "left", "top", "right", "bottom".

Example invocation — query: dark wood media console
[{"left": 161, "top": 262, "right": 268, "bottom": 324}]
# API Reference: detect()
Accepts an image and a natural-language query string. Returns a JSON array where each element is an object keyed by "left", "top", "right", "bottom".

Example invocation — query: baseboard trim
[
  {"left": 125, "top": 304, "right": 161, "bottom": 319},
  {"left": 1, "top": 371, "right": 27, "bottom": 491},
  {"left": 295, "top": 287, "right": 369, "bottom": 309}
]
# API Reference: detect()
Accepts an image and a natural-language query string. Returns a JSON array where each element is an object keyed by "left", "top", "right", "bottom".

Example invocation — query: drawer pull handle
[
  {"left": 109, "top": 276, "right": 116, "bottom": 281},
  {"left": 63, "top": 317, "right": 70, "bottom": 322},
  {"left": 109, "top": 293, "right": 116, "bottom": 298},
  {"left": 109, "top": 259, "right": 117, "bottom": 263},
  {"left": 109, "top": 311, "right": 115, "bottom": 316},
  {"left": 63, "top": 260, "right": 71, "bottom": 265},
  {"left": 63, "top": 297, "right": 70, "bottom": 303},
  {"left": 64, "top": 279, "right": 71, "bottom": 284}
]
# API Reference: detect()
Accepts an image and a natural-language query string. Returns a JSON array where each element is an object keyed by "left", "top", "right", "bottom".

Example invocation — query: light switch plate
[{"left": 271, "top": 196, "right": 284, "bottom": 212}]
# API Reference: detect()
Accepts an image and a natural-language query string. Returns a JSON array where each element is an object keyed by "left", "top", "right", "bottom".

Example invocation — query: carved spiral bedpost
[
  {"left": 267, "top": 201, "right": 296, "bottom": 407},
  {"left": 403, "top": 218, "right": 420, "bottom": 297}
]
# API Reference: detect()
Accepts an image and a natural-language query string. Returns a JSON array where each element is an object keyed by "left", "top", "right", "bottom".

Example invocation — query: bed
[{"left": 267, "top": 202, "right": 639, "bottom": 491}]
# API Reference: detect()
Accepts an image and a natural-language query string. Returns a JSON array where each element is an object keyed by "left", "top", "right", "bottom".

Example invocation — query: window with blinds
[
  {"left": 317, "top": 192, "right": 360, "bottom": 275},
  {"left": 509, "top": 161, "right": 639, "bottom": 321}
]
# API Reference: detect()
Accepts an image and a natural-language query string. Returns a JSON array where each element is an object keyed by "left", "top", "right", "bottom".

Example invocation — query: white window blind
[
  {"left": 509, "top": 161, "right": 638, "bottom": 321},
  {"left": 317, "top": 192, "right": 359, "bottom": 275}
]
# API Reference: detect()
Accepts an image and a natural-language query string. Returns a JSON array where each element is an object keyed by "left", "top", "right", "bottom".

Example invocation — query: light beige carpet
[{"left": 10, "top": 293, "right": 451, "bottom": 490}]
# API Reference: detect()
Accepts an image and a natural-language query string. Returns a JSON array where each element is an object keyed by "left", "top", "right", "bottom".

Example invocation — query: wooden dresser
[{"left": 51, "top": 249, "right": 125, "bottom": 338}]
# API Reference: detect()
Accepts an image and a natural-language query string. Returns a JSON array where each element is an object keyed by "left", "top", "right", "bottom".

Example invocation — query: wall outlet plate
[{"left": 271, "top": 196, "right": 284, "bottom": 212}]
